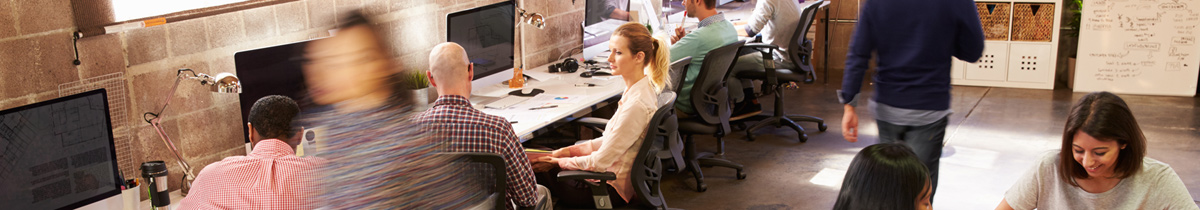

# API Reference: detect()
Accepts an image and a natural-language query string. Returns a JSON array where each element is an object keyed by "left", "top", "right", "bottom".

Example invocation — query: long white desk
[{"left": 470, "top": 59, "right": 626, "bottom": 142}]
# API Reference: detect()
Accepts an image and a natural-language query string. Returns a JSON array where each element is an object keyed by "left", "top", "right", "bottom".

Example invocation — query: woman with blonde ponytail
[{"left": 534, "top": 22, "right": 671, "bottom": 208}]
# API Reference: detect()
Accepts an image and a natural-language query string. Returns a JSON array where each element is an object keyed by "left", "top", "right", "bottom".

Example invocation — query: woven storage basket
[
  {"left": 977, "top": 2, "right": 1011, "bottom": 41},
  {"left": 1012, "top": 3, "right": 1054, "bottom": 42}
]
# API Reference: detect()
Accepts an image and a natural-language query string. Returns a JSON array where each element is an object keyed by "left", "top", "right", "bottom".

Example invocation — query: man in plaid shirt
[
  {"left": 179, "top": 95, "right": 325, "bottom": 209},
  {"left": 417, "top": 42, "right": 550, "bottom": 210}
]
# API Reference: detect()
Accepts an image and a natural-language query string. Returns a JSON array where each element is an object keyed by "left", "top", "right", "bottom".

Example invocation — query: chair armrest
[
  {"left": 557, "top": 170, "right": 618, "bottom": 181},
  {"left": 742, "top": 43, "right": 780, "bottom": 50},
  {"left": 572, "top": 117, "right": 610, "bottom": 130}
]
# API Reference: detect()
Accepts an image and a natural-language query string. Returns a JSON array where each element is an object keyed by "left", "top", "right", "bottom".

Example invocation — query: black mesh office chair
[
  {"left": 437, "top": 152, "right": 543, "bottom": 210},
  {"left": 436, "top": 152, "right": 509, "bottom": 210},
  {"left": 676, "top": 41, "right": 748, "bottom": 192},
  {"left": 735, "top": 0, "right": 828, "bottom": 142},
  {"left": 558, "top": 93, "right": 678, "bottom": 210}
]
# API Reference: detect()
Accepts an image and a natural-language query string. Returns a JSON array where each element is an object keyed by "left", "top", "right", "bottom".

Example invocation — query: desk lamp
[
  {"left": 510, "top": 5, "right": 546, "bottom": 89},
  {"left": 142, "top": 68, "right": 241, "bottom": 196}
]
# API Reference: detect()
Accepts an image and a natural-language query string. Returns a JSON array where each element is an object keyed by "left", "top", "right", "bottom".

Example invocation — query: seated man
[
  {"left": 670, "top": 0, "right": 741, "bottom": 117},
  {"left": 729, "top": 0, "right": 807, "bottom": 116},
  {"left": 179, "top": 95, "right": 324, "bottom": 209},
  {"left": 416, "top": 42, "right": 550, "bottom": 210}
]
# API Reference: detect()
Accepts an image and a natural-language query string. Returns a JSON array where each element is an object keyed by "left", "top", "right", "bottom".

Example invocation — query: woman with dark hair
[
  {"left": 834, "top": 143, "right": 933, "bottom": 210},
  {"left": 301, "top": 10, "right": 480, "bottom": 209},
  {"left": 997, "top": 92, "right": 1197, "bottom": 210}
]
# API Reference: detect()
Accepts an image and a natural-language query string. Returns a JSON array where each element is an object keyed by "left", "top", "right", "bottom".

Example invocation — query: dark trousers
[
  {"left": 875, "top": 116, "right": 947, "bottom": 201},
  {"left": 535, "top": 168, "right": 627, "bottom": 208}
]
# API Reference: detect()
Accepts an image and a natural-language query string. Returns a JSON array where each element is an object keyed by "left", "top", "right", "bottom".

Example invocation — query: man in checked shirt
[{"left": 416, "top": 42, "right": 552, "bottom": 210}]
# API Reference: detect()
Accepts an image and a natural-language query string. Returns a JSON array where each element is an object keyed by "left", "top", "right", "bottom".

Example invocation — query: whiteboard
[{"left": 1074, "top": 0, "right": 1200, "bottom": 96}]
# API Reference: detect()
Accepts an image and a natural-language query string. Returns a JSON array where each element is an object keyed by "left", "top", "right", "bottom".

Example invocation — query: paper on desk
[{"left": 528, "top": 94, "right": 586, "bottom": 104}]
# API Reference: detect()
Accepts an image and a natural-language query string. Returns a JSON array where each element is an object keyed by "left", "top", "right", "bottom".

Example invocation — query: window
[
  {"left": 71, "top": 0, "right": 293, "bottom": 36},
  {"left": 111, "top": 0, "right": 250, "bottom": 22}
]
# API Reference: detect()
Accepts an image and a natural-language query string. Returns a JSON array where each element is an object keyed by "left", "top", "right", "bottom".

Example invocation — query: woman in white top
[
  {"left": 537, "top": 22, "right": 671, "bottom": 207},
  {"left": 997, "top": 92, "right": 1198, "bottom": 210}
]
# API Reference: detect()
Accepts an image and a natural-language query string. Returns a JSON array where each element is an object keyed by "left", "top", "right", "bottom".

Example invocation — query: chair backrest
[
  {"left": 668, "top": 56, "right": 693, "bottom": 93},
  {"left": 630, "top": 95, "right": 678, "bottom": 210},
  {"left": 437, "top": 152, "right": 507, "bottom": 210},
  {"left": 787, "top": 0, "right": 824, "bottom": 71},
  {"left": 691, "top": 40, "right": 746, "bottom": 131}
]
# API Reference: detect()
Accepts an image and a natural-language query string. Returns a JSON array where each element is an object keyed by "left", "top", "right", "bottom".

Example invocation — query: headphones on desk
[{"left": 548, "top": 58, "right": 579, "bottom": 73}]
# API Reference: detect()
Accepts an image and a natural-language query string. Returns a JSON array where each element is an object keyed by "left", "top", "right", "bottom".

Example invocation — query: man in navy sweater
[{"left": 838, "top": 0, "right": 985, "bottom": 201}]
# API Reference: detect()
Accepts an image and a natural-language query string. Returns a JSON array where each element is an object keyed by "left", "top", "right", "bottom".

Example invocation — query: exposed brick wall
[{"left": 0, "top": 0, "right": 583, "bottom": 195}]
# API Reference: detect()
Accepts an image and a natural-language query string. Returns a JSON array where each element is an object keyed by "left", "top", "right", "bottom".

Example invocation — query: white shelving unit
[{"left": 951, "top": 0, "right": 1062, "bottom": 89}]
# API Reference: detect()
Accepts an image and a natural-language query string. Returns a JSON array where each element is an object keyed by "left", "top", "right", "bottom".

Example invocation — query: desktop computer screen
[
  {"left": 234, "top": 40, "right": 331, "bottom": 144},
  {"left": 447, "top": 1, "right": 515, "bottom": 80},
  {"left": 0, "top": 89, "right": 123, "bottom": 210}
]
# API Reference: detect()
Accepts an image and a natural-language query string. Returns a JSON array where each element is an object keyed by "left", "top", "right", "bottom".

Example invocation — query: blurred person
[
  {"left": 669, "top": 0, "right": 739, "bottom": 117},
  {"left": 416, "top": 42, "right": 551, "bottom": 210},
  {"left": 537, "top": 22, "right": 671, "bottom": 208},
  {"left": 178, "top": 95, "right": 324, "bottom": 210},
  {"left": 996, "top": 92, "right": 1197, "bottom": 210},
  {"left": 833, "top": 143, "right": 932, "bottom": 210},
  {"left": 838, "top": 0, "right": 986, "bottom": 202},
  {"left": 300, "top": 10, "right": 481, "bottom": 209}
]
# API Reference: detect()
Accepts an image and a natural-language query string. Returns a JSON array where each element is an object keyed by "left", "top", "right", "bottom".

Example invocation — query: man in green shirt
[{"left": 670, "top": 0, "right": 738, "bottom": 115}]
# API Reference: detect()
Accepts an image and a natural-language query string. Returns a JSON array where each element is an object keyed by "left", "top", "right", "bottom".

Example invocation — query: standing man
[
  {"left": 838, "top": 0, "right": 985, "bottom": 202},
  {"left": 416, "top": 42, "right": 550, "bottom": 210}
]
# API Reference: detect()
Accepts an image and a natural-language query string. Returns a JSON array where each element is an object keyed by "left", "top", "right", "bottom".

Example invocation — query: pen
[
  {"left": 575, "top": 83, "right": 596, "bottom": 87},
  {"left": 529, "top": 105, "right": 558, "bottom": 110},
  {"left": 510, "top": 121, "right": 518, "bottom": 124}
]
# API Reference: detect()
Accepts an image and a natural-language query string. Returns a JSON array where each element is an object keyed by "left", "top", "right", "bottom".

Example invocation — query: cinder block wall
[{"left": 0, "top": 0, "right": 582, "bottom": 194}]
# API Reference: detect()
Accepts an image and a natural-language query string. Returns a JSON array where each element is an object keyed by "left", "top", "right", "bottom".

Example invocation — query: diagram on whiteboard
[{"left": 1075, "top": 0, "right": 1200, "bottom": 96}]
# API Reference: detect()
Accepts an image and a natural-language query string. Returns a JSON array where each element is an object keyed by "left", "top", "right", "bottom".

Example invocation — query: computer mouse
[
  {"left": 579, "top": 71, "right": 594, "bottom": 78},
  {"left": 592, "top": 71, "right": 612, "bottom": 76}
]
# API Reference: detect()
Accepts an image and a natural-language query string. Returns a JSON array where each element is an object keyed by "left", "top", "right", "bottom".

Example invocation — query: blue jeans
[{"left": 876, "top": 116, "right": 947, "bottom": 200}]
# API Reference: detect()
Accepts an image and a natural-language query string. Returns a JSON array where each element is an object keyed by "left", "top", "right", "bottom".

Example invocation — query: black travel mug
[{"left": 141, "top": 161, "right": 170, "bottom": 208}]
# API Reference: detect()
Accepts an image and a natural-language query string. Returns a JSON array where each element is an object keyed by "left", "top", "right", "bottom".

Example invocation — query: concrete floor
[{"left": 658, "top": 80, "right": 1200, "bottom": 209}]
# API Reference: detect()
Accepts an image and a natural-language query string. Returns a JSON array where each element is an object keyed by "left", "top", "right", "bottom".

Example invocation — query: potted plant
[
  {"left": 1063, "top": 0, "right": 1082, "bottom": 89},
  {"left": 404, "top": 70, "right": 433, "bottom": 111}
]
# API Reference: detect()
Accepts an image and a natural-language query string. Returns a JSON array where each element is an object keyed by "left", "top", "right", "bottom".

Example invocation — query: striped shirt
[
  {"left": 304, "top": 98, "right": 483, "bottom": 209},
  {"left": 178, "top": 139, "right": 324, "bottom": 210},
  {"left": 416, "top": 95, "right": 538, "bottom": 210}
]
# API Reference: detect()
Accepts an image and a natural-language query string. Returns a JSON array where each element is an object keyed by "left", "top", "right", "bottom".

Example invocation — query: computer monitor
[
  {"left": 234, "top": 40, "right": 330, "bottom": 144},
  {"left": 584, "top": 0, "right": 631, "bottom": 60},
  {"left": 447, "top": 1, "right": 515, "bottom": 80},
  {"left": 0, "top": 89, "right": 123, "bottom": 210}
]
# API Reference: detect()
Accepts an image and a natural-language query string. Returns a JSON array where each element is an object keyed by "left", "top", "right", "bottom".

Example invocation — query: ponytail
[{"left": 646, "top": 36, "right": 671, "bottom": 92}]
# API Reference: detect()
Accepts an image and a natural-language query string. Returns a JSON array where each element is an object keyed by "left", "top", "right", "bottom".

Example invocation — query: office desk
[{"left": 470, "top": 59, "right": 626, "bottom": 142}]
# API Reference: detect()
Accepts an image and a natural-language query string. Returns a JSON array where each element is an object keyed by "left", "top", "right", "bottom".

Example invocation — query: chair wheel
[
  {"left": 818, "top": 123, "right": 828, "bottom": 132},
  {"left": 798, "top": 133, "right": 808, "bottom": 143},
  {"left": 737, "top": 171, "right": 747, "bottom": 180},
  {"left": 697, "top": 184, "right": 708, "bottom": 192},
  {"left": 745, "top": 132, "right": 756, "bottom": 141}
]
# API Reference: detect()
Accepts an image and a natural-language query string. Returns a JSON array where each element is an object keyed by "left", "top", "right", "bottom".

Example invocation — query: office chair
[
  {"left": 570, "top": 57, "right": 694, "bottom": 173},
  {"left": 676, "top": 41, "right": 748, "bottom": 192},
  {"left": 557, "top": 93, "right": 679, "bottom": 210},
  {"left": 437, "top": 152, "right": 542, "bottom": 210},
  {"left": 734, "top": 0, "right": 828, "bottom": 142}
]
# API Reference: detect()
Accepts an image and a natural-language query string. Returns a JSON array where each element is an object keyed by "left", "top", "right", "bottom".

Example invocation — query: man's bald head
[{"left": 428, "top": 42, "right": 472, "bottom": 96}]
